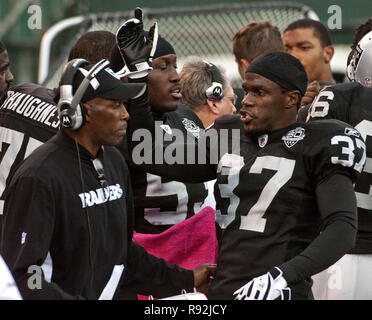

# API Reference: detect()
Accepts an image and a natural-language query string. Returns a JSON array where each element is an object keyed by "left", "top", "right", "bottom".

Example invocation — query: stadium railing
[{"left": 38, "top": 2, "right": 319, "bottom": 89}]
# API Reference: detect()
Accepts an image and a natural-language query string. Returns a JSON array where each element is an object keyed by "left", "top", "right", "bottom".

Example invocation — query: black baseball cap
[{"left": 69, "top": 61, "right": 145, "bottom": 103}]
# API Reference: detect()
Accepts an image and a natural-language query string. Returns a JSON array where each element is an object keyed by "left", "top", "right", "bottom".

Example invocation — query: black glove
[{"left": 116, "top": 7, "right": 158, "bottom": 79}]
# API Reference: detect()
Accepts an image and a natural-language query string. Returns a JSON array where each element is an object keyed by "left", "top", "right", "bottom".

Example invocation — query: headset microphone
[
  {"left": 57, "top": 59, "right": 110, "bottom": 130},
  {"left": 204, "top": 61, "right": 224, "bottom": 101}
]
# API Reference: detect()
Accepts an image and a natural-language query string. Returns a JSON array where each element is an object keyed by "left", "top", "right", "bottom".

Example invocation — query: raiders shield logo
[
  {"left": 344, "top": 127, "right": 361, "bottom": 138},
  {"left": 364, "top": 77, "right": 372, "bottom": 87},
  {"left": 282, "top": 127, "right": 305, "bottom": 148},
  {"left": 354, "top": 44, "right": 364, "bottom": 69},
  {"left": 182, "top": 118, "right": 201, "bottom": 138},
  {"left": 258, "top": 134, "right": 268, "bottom": 148}
]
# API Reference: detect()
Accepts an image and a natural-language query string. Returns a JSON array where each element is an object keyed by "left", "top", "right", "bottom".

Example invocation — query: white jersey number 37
[{"left": 216, "top": 154, "right": 295, "bottom": 233}]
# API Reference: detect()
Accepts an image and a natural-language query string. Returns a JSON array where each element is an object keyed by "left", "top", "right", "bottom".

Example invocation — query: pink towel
[{"left": 133, "top": 206, "right": 218, "bottom": 299}]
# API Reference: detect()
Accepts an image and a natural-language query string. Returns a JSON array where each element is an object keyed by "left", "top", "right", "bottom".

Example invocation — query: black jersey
[
  {"left": 1, "top": 130, "right": 193, "bottom": 299},
  {"left": 296, "top": 81, "right": 335, "bottom": 123},
  {"left": 127, "top": 93, "right": 364, "bottom": 299},
  {"left": 0, "top": 83, "right": 58, "bottom": 215},
  {"left": 306, "top": 82, "right": 372, "bottom": 254},
  {"left": 208, "top": 117, "right": 364, "bottom": 299},
  {"left": 121, "top": 104, "right": 209, "bottom": 234}
]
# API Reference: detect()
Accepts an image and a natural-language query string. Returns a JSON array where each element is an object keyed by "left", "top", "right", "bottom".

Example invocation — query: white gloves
[{"left": 233, "top": 267, "right": 291, "bottom": 300}]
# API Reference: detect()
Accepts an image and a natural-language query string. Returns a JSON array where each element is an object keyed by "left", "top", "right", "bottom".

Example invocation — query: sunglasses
[
  {"left": 92, "top": 158, "right": 109, "bottom": 199},
  {"left": 225, "top": 94, "right": 238, "bottom": 105}
]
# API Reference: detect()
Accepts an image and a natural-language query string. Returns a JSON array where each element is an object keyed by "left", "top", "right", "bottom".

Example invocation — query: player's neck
[
  {"left": 271, "top": 114, "right": 298, "bottom": 132},
  {"left": 317, "top": 69, "right": 336, "bottom": 84},
  {"left": 193, "top": 108, "right": 215, "bottom": 129},
  {"left": 63, "top": 127, "right": 100, "bottom": 157}
]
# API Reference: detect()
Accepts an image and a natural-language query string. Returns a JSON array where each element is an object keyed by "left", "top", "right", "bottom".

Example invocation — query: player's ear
[
  {"left": 240, "top": 59, "right": 250, "bottom": 72},
  {"left": 323, "top": 45, "right": 335, "bottom": 64},
  {"left": 238, "top": 58, "right": 250, "bottom": 79},
  {"left": 82, "top": 102, "right": 92, "bottom": 123},
  {"left": 286, "top": 90, "right": 301, "bottom": 109}
]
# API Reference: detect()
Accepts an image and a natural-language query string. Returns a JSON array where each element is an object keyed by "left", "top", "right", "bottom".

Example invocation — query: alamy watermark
[
  {"left": 326, "top": 265, "right": 343, "bottom": 290},
  {"left": 27, "top": 4, "right": 42, "bottom": 30},
  {"left": 27, "top": 265, "right": 42, "bottom": 290},
  {"left": 24, "top": 4, "right": 342, "bottom": 33},
  {"left": 327, "top": 5, "right": 342, "bottom": 30},
  {"left": 131, "top": 122, "right": 241, "bottom": 168}
]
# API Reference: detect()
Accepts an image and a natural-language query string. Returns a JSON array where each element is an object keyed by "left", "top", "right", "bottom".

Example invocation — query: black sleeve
[
  {"left": 1, "top": 177, "right": 83, "bottom": 300},
  {"left": 279, "top": 174, "right": 357, "bottom": 285},
  {"left": 305, "top": 85, "right": 350, "bottom": 123},
  {"left": 126, "top": 86, "right": 217, "bottom": 183},
  {"left": 119, "top": 160, "right": 194, "bottom": 299},
  {"left": 120, "top": 241, "right": 194, "bottom": 298}
]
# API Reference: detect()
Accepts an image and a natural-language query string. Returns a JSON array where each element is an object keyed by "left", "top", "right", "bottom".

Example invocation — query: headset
[
  {"left": 204, "top": 61, "right": 224, "bottom": 101},
  {"left": 57, "top": 58, "right": 110, "bottom": 130}
]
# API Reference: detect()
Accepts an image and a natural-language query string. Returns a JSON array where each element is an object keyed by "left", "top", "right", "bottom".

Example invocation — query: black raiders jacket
[{"left": 0, "top": 130, "right": 193, "bottom": 299}]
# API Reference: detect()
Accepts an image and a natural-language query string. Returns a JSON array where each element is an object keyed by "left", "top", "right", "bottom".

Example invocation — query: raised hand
[{"left": 116, "top": 7, "right": 158, "bottom": 79}]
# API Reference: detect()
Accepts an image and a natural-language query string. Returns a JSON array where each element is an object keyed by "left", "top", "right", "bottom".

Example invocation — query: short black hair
[
  {"left": 284, "top": 19, "right": 332, "bottom": 47},
  {"left": 0, "top": 41, "right": 6, "bottom": 53},
  {"left": 68, "top": 31, "right": 116, "bottom": 63},
  {"left": 351, "top": 18, "right": 372, "bottom": 51},
  {"left": 346, "top": 18, "right": 372, "bottom": 66}
]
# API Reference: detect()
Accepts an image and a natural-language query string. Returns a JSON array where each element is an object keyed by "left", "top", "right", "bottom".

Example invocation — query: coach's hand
[
  {"left": 116, "top": 7, "right": 158, "bottom": 79},
  {"left": 193, "top": 264, "right": 217, "bottom": 294}
]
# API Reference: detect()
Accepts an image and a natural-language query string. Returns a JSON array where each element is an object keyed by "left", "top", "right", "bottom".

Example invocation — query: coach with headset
[{"left": 0, "top": 20, "right": 215, "bottom": 299}]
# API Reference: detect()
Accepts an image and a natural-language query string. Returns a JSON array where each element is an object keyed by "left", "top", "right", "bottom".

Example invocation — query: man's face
[
  {"left": 0, "top": 50, "right": 14, "bottom": 100},
  {"left": 148, "top": 54, "right": 181, "bottom": 113},
  {"left": 282, "top": 28, "right": 327, "bottom": 82},
  {"left": 240, "top": 73, "right": 288, "bottom": 136},
  {"left": 85, "top": 97, "right": 129, "bottom": 147},
  {"left": 215, "top": 86, "right": 237, "bottom": 116}
]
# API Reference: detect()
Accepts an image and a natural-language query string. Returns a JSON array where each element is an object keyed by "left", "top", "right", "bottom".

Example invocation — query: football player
[
  {"left": 111, "top": 10, "right": 210, "bottom": 235},
  {"left": 283, "top": 19, "right": 336, "bottom": 113},
  {"left": 126, "top": 44, "right": 366, "bottom": 299},
  {"left": 233, "top": 21, "right": 284, "bottom": 80},
  {"left": 307, "top": 30, "right": 372, "bottom": 299},
  {"left": 0, "top": 31, "right": 118, "bottom": 229},
  {"left": 346, "top": 18, "right": 372, "bottom": 76},
  {"left": 233, "top": 20, "right": 285, "bottom": 111},
  {"left": 0, "top": 42, "right": 14, "bottom": 104},
  {"left": 1, "top": 57, "right": 216, "bottom": 300},
  {"left": 283, "top": 19, "right": 335, "bottom": 84}
]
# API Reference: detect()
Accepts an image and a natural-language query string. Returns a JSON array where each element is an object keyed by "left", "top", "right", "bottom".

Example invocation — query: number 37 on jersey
[{"left": 214, "top": 121, "right": 366, "bottom": 233}]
